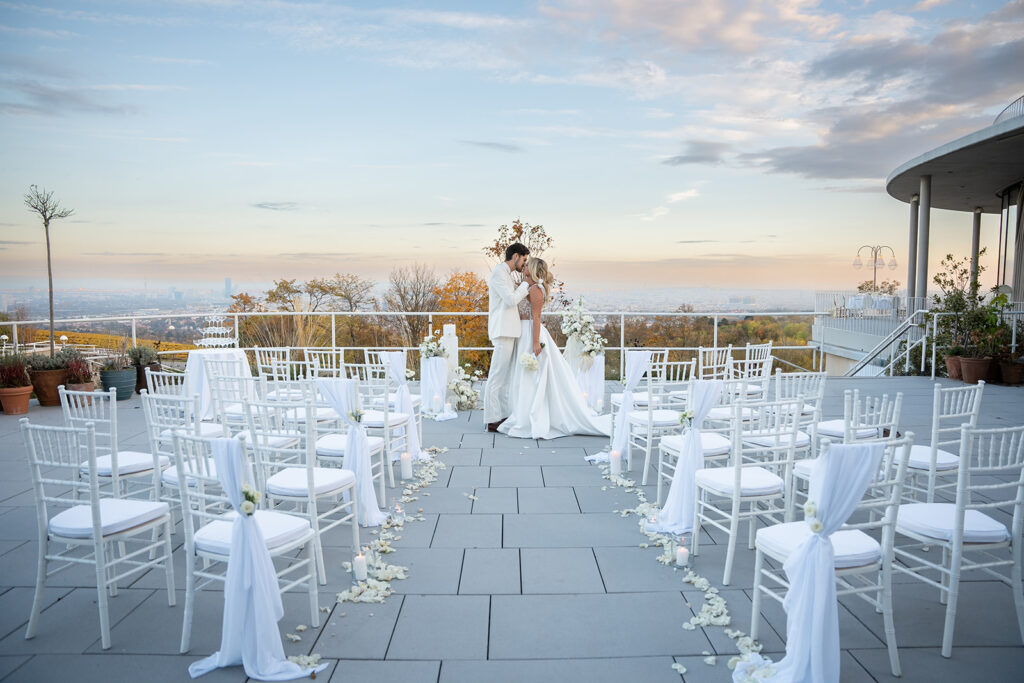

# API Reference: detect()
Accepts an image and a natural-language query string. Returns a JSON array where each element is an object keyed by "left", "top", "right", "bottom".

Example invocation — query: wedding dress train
[{"left": 498, "top": 319, "right": 611, "bottom": 440}]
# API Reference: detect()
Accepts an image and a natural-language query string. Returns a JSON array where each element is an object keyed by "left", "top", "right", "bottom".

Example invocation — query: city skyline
[{"left": 1, "top": 1, "right": 1021, "bottom": 295}]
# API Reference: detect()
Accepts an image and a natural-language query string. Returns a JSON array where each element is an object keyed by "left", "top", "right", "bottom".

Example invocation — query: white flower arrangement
[
  {"left": 240, "top": 483, "right": 260, "bottom": 516},
  {"left": 348, "top": 408, "right": 364, "bottom": 423},
  {"left": 562, "top": 297, "right": 605, "bottom": 361},
  {"left": 520, "top": 353, "right": 539, "bottom": 371},
  {"left": 803, "top": 501, "right": 818, "bottom": 518},
  {"left": 447, "top": 365, "right": 480, "bottom": 411},
  {"left": 405, "top": 368, "right": 415, "bottom": 380},
  {"left": 678, "top": 409, "right": 695, "bottom": 429},
  {"left": 419, "top": 332, "right": 447, "bottom": 359}
]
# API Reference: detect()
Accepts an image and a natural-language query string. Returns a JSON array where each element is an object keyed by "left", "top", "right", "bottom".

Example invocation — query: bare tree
[
  {"left": 384, "top": 264, "right": 439, "bottom": 345},
  {"left": 24, "top": 185, "right": 74, "bottom": 357}
]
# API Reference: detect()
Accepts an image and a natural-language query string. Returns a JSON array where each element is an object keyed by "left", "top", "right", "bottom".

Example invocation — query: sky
[{"left": 0, "top": 0, "right": 1021, "bottom": 298}]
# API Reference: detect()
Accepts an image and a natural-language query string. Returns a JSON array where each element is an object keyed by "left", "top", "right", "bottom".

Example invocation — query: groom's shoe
[{"left": 486, "top": 418, "right": 506, "bottom": 433}]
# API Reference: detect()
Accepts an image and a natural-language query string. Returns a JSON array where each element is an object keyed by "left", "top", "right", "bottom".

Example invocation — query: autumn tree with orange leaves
[
  {"left": 483, "top": 218, "right": 568, "bottom": 307},
  {"left": 433, "top": 271, "right": 490, "bottom": 373}
]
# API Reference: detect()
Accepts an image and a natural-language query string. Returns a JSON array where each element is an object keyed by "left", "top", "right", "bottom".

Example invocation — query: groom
[{"left": 484, "top": 242, "right": 531, "bottom": 432}]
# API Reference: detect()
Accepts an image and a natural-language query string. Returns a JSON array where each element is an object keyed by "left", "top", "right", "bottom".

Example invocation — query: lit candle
[
  {"left": 393, "top": 503, "right": 405, "bottom": 524},
  {"left": 676, "top": 545, "right": 690, "bottom": 567},
  {"left": 433, "top": 393, "right": 442, "bottom": 412},
  {"left": 597, "top": 397, "right": 604, "bottom": 410},
  {"left": 353, "top": 550, "right": 368, "bottom": 581},
  {"left": 583, "top": 391, "right": 589, "bottom": 401},
  {"left": 400, "top": 452, "right": 413, "bottom": 480},
  {"left": 610, "top": 450, "right": 622, "bottom": 475},
  {"left": 444, "top": 401, "right": 452, "bottom": 413}
]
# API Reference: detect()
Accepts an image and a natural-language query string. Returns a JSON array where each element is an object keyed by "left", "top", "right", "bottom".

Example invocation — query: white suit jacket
[{"left": 488, "top": 262, "right": 530, "bottom": 341}]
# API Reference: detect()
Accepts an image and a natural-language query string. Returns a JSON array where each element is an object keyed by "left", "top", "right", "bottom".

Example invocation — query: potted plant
[
  {"left": 945, "top": 344, "right": 965, "bottom": 380},
  {"left": 128, "top": 344, "right": 161, "bottom": 394},
  {"left": 65, "top": 355, "right": 96, "bottom": 393},
  {"left": 26, "top": 352, "right": 68, "bottom": 407},
  {"left": 994, "top": 320, "right": 1024, "bottom": 386},
  {"left": 0, "top": 353, "right": 34, "bottom": 414},
  {"left": 99, "top": 341, "right": 134, "bottom": 400}
]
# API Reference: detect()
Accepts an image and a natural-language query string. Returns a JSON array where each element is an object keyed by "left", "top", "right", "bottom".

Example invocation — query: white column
[
  {"left": 970, "top": 207, "right": 982, "bottom": 285},
  {"left": 906, "top": 193, "right": 919, "bottom": 308},
  {"left": 915, "top": 175, "right": 932, "bottom": 302}
]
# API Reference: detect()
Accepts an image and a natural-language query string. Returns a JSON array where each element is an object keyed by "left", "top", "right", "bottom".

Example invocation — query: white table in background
[{"left": 184, "top": 348, "right": 250, "bottom": 419}]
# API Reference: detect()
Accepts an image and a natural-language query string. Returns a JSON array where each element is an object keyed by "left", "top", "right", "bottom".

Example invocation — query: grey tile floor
[{"left": 0, "top": 377, "right": 1022, "bottom": 682}]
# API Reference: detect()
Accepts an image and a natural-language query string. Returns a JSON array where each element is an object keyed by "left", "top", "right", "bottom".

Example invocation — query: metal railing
[
  {"left": 994, "top": 94, "right": 1024, "bottom": 125},
  {"left": 1, "top": 308, "right": 825, "bottom": 376}
]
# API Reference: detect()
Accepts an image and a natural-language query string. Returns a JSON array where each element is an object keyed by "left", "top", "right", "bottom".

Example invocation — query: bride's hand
[{"left": 533, "top": 342, "right": 543, "bottom": 356}]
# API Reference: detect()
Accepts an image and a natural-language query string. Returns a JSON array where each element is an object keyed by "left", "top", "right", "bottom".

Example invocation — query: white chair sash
[
  {"left": 733, "top": 442, "right": 884, "bottom": 683},
  {"left": 420, "top": 356, "right": 448, "bottom": 414},
  {"left": 379, "top": 351, "right": 425, "bottom": 459},
  {"left": 316, "top": 378, "right": 389, "bottom": 527},
  {"left": 649, "top": 380, "right": 723, "bottom": 535},
  {"left": 189, "top": 437, "right": 325, "bottom": 681},
  {"left": 610, "top": 349, "right": 653, "bottom": 454}
]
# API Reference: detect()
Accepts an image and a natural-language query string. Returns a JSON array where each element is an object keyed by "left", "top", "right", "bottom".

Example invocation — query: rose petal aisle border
[
  {"left": 598, "top": 463, "right": 764, "bottom": 676},
  {"left": 336, "top": 447, "right": 448, "bottom": 604}
]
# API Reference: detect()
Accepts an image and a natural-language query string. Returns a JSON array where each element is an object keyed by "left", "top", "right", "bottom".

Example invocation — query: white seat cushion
[
  {"left": 695, "top": 466, "right": 784, "bottom": 496},
  {"left": 707, "top": 406, "right": 757, "bottom": 421},
  {"left": 793, "top": 458, "right": 817, "bottom": 480},
  {"left": 742, "top": 430, "right": 811, "bottom": 449},
  {"left": 194, "top": 510, "right": 312, "bottom": 556},
  {"left": 162, "top": 460, "right": 216, "bottom": 488},
  {"left": 627, "top": 409, "right": 681, "bottom": 427},
  {"left": 240, "top": 429, "right": 302, "bottom": 449},
  {"left": 661, "top": 432, "right": 731, "bottom": 457},
  {"left": 315, "top": 433, "right": 386, "bottom": 457},
  {"left": 906, "top": 444, "right": 959, "bottom": 472},
  {"left": 362, "top": 410, "right": 411, "bottom": 428},
  {"left": 897, "top": 503, "right": 1010, "bottom": 544},
  {"left": 160, "top": 422, "right": 224, "bottom": 439},
  {"left": 82, "top": 450, "right": 167, "bottom": 477},
  {"left": 266, "top": 466, "right": 355, "bottom": 497},
  {"left": 816, "top": 419, "right": 879, "bottom": 440},
  {"left": 757, "top": 522, "right": 881, "bottom": 569},
  {"left": 611, "top": 391, "right": 650, "bottom": 407},
  {"left": 49, "top": 499, "right": 169, "bottom": 539},
  {"left": 373, "top": 393, "right": 422, "bottom": 409}
]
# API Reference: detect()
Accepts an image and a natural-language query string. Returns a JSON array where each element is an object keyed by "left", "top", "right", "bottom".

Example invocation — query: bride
[{"left": 498, "top": 257, "right": 611, "bottom": 440}]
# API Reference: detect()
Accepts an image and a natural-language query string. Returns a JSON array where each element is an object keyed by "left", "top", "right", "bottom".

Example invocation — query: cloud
[
  {"left": 912, "top": 0, "right": 953, "bottom": 11},
  {"left": 0, "top": 79, "right": 137, "bottom": 116},
  {"left": 460, "top": 140, "right": 523, "bottom": 153},
  {"left": 663, "top": 140, "right": 731, "bottom": 165},
  {"left": 0, "top": 23, "right": 76, "bottom": 39},
  {"left": 251, "top": 202, "right": 298, "bottom": 211},
  {"left": 235, "top": 161, "right": 278, "bottom": 167},
  {"left": 638, "top": 206, "right": 669, "bottom": 221},
  {"left": 667, "top": 189, "right": 699, "bottom": 202},
  {"left": 279, "top": 252, "right": 351, "bottom": 259},
  {"left": 140, "top": 56, "right": 209, "bottom": 66}
]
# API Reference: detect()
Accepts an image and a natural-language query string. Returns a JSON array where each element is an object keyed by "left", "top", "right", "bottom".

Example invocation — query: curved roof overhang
[{"left": 885, "top": 116, "right": 1024, "bottom": 214}]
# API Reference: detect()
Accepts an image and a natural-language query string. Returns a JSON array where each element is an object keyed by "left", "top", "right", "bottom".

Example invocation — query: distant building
[{"left": 224, "top": 277, "right": 232, "bottom": 298}]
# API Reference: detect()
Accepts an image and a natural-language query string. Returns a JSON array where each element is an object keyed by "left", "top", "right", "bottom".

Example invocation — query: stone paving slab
[
  {"left": 2, "top": 653, "right": 247, "bottom": 683},
  {"left": 489, "top": 465, "right": 544, "bottom": 488},
  {"left": 517, "top": 486, "right": 580, "bottom": 513},
  {"left": 489, "top": 592, "right": 706, "bottom": 658},
  {"left": 440, "top": 656, "right": 683, "bottom": 683},
  {"left": 502, "top": 512, "right": 644, "bottom": 548},
  {"left": 302, "top": 596, "right": 404, "bottom": 660},
  {"left": 388, "top": 595, "right": 489, "bottom": 660},
  {"left": 469, "top": 487, "right": 518, "bottom": 514},
  {"left": 459, "top": 548, "right": 521, "bottom": 595},
  {"left": 387, "top": 548, "right": 464, "bottom": 595},
  {"left": 481, "top": 448, "right": 586, "bottom": 466},
  {"left": 431, "top": 514, "right": 502, "bottom": 548},
  {"left": 330, "top": 659, "right": 440, "bottom": 683},
  {"left": 520, "top": 548, "right": 605, "bottom": 594},
  {"left": 447, "top": 466, "right": 491, "bottom": 489}
]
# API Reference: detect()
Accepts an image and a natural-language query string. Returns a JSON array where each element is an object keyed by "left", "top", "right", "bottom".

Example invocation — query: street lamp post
[{"left": 852, "top": 245, "right": 898, "bottom": 291}]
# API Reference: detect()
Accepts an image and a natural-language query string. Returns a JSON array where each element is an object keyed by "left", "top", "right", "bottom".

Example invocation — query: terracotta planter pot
[
  {"left": 945, "top": 355, "right": 962, "bottom": 380},
  {"left": 134, "top": 362, "right": 162, "bottom": 395},
  {"left": 1000, "top": 361, "right": 1024, "bottom": 386},
  {"left": 960, "top": 357, "right": 992, "bottom": 384},
  {"left": 30, "top": 368, "right": 68, "bottom": 407},
  {"left": 66, "top": 382, "right": 96, "bottom": 403},
  {"left": 100, "top": 369, "right": 135, "bottom": 400},
  {"left": 0, "top": 385, "right": 33, "bottom": 415}
]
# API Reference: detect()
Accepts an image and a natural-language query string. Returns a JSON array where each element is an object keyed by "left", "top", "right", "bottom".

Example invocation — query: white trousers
[{"left": 484, "top": 337, "right": 517, "bottom": 424}]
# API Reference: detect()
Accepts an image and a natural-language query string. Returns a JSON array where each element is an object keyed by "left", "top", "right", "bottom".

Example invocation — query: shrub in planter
[
  {"left": 100, "top": 342, "right": 134, "bottom": 401},
  {"left": 128, "top": 345, "right": 160, "bottom": 394},
  {"left": 26, "top": 352, "right": 67, "bottom": 407},
  {"left": 0, "top": 353, "right": 34, "bottom": 414},
  {"left": 65, "top": 357, "right": 96, "bottom": 392}
]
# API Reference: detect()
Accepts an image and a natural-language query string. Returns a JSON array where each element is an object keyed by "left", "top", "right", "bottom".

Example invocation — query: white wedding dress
[{"left": 499, "top": 285, "right": 611, "bottom": 440}]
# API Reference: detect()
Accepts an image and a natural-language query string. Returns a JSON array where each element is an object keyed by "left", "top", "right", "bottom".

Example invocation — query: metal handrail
[
  {"left": 994, "top": 94, "right": 1024, "bottom": 125},
  {"left": 1, "top": 308, "right": 825, "bottom": 376},
  {"left": 843, "top": 309, "right": 928, "bottom": 377}
]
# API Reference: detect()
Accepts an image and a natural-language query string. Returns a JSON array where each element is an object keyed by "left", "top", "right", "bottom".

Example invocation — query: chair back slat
[
  {"left": 145, "top": 368, "right": 187, "bottom": 396},
  {"left": 253, "top": 346, "right": 290, "bottom": 377},
  {"left": 698, "top": 345, "right": 733, "bottom": 379},
  {"left": 932, "top": 381, "right": 985, "bottom": 449},
  {"left": 171, "top": 432, "right": 241, "bottom": 547},
  {"left": 21, "top": 420, "right": 100, "bottom": 516}
]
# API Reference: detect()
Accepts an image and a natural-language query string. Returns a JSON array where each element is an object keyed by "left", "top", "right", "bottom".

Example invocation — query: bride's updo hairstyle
[{"left": 527, "top": 257, "right": 555, "bottom": 303}]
